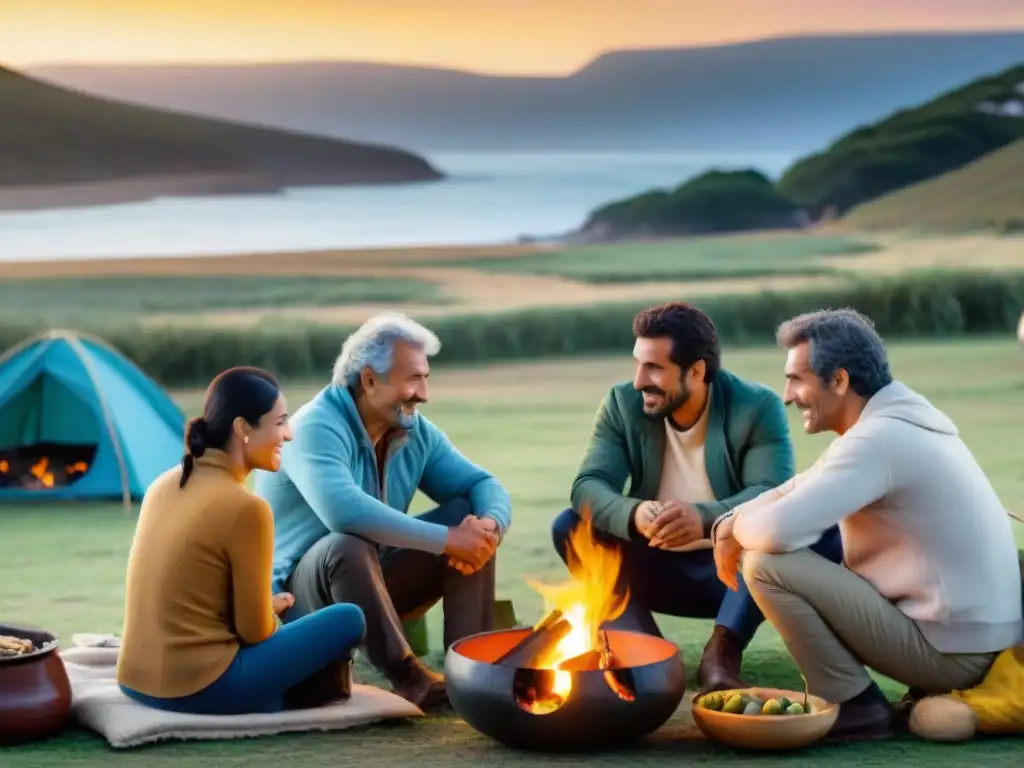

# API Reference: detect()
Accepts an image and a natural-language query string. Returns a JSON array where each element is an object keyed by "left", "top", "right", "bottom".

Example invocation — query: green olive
[{"left": 762, "top": 698, "right": 784, "bottom": 715}]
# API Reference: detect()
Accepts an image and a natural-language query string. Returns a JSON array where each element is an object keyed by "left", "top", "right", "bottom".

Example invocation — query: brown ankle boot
[
  {"left": 386, "top": 656, "right": 449, "bottom": 711},
  {"left": 697, "top": 626, "right": 749, "bottom": 694}
]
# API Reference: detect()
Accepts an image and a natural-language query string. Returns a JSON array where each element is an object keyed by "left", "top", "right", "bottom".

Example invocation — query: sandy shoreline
[
  {"left": 0, "top": 174, "right": 289, "bottom": 212},
  {"left": 0, "top": 241, "right": 554, "bottom": 278},
  {"left": 0, "top": 170, "right": 442, "bottom": 213}
]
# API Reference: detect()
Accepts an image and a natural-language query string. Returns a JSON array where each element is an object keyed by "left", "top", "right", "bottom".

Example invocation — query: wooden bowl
[{"left": 691, "top": 686, "right": 838, "bottom": 751}]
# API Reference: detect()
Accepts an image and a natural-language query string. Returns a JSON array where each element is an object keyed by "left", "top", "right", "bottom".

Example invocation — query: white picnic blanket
[{"left": 60, "top": 633, "right": 422, "bottom": 748}]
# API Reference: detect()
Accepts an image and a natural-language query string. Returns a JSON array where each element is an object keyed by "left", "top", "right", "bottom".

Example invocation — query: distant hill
[
  {"left": 777, "top": 63, "right": 1024, "bottom": 216},
  {"left": 844, "top": 138, "right": 1024, "bottom": 232},
  {"left": 26, "top": 32, "right": 1024, "bottom": 153},
  {"left": 0, "top": 65, "right": 441, "bottom": 197},
  {"left": 576, "top": 63, "right": 1024, "bottom": 239},
  {"left": 579, "top": 170, "right": 803, "bottom": 240}
]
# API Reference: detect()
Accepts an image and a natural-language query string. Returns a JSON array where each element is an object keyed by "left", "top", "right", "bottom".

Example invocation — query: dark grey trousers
[{"left": 282, "top": 497, "right": 496, "bottom": 674}]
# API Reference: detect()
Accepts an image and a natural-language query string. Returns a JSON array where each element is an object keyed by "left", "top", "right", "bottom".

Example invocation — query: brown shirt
[{"left": 116, "top": 449, "right": 277, "bottom": 698}]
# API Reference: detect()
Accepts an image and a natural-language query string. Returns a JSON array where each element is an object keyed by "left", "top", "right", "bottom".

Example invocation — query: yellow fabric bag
[
  {"left": 910, "top": 526, "right": 1024, "bottom": 740},
  {"left": 950, "top": 645, "right": 1024, "bottom": 734}
]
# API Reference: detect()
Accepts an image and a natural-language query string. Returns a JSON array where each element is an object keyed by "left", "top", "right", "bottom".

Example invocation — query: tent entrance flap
[{"left": 0, "top": 373, "right": 101, "bottom": 490}]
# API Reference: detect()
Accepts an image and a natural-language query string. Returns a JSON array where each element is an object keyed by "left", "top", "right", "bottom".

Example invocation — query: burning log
[
  {"left": 599, "top": 631, "right": 636, "bottom": 701},
  {"left": 599, "top": 630, "right": 620, "bottom": 669},
  {"left": 0, "top": 443, "right": 95, "bottom": 490},
  {"left": 513, "top": 668, "right": 565, "bottom": 714},
  {"left": 495, "top": 609, "right": 572, "bottom": 668},
  {"left": 557, "top": 649, "right": 602, "bottom": 672},
  {"left": 557, "top": 633, "right": 624, "bottom": 672}
]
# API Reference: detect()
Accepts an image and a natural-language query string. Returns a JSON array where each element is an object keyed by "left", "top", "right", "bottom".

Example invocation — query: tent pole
[
  {"left": 0, "top": 328, "right": 55, "bottom": 369},
  {"left": 62, "top": 332, "right": 134, "bottom": 515}
]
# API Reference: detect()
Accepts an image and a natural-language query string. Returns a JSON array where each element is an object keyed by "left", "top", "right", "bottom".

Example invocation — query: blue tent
[{"left": 0, "top": 330, "right": 185, "bottom": 505}]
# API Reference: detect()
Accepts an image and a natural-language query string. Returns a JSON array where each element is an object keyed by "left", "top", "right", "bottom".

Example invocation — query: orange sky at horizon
[{"left": 3, "top": 0, "right": 1024, "bottom": 74}]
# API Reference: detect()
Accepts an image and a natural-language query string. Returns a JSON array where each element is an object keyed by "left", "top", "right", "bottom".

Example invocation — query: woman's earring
[{"left": 243, "top": 436, "right": 249, "bottom": 444}]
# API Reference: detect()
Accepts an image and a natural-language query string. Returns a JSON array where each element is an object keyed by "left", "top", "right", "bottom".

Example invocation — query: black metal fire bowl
[{"left": 444, "top": 627, "right": 686, "bottom": 751}]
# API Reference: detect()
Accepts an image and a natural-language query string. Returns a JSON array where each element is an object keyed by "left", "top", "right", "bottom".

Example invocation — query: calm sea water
[{"left": 0, "top": 151, "right": 797, "bottom": 262}]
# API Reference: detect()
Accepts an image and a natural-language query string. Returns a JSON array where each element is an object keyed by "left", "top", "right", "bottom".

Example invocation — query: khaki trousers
[
  {"left": 742, "top": 549, "right": 996, "bottom": 703},
  {"left": 283, "top": 497, "right": 496, "bottom": 675}
]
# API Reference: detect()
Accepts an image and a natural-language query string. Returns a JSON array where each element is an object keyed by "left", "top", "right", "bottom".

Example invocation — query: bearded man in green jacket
[{"left": 551, "top": 301, "right": 843, "bottom": 692}]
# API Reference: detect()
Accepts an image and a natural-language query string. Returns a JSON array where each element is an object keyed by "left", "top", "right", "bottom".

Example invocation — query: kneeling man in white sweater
[{"left": 711, "top": 308, "right": 1023, "bottom": 742}]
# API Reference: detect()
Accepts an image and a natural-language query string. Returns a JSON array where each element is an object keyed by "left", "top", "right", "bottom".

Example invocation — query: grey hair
[
  {"left": 332, "top": 311, "right": 441, "bottom": 388},
  {"left": 776, "top": 308, "right": 893, "bottom": 398}
]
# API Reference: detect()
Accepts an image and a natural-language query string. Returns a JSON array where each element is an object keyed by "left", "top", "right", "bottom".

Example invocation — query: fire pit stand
[{"left": 444, "top": 626, "right": 685, "bottom": 751}]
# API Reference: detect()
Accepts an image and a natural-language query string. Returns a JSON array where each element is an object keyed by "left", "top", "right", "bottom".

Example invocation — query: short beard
[{"left": 642, "top": 382, "right": 691, "bottom": 420}]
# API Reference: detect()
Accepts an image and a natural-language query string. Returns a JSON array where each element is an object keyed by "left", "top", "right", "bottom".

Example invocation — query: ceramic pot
[{"left": 0, "top": 623, "right": 73, "bottom": 746}]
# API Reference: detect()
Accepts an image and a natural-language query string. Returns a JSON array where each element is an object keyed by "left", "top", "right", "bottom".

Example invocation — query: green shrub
[
  {"left": 0, "top": 271, "right": 1020, "bottom": 387},
  {"left": 583, "top": 169, "right": 802, "bottom": 237}
]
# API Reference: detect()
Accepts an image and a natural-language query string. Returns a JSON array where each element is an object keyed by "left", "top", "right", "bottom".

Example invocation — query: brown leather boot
[
  {"left": 697, "top": 626, "right": 749, "bottom": 693},
  {"left": 386, "top": 656, "right": 449, "bottom": 711},
  {"left": 824, "top": 682, "right": 895, "bottom": 742}
]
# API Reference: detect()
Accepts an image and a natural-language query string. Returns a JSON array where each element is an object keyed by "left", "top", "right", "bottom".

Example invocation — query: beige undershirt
[{"left": 653, "top": 401, "right": 716, "bottom": 552}]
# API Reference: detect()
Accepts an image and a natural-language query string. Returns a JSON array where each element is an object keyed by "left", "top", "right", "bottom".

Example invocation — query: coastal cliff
[{"left": 0, "top": 65, "right": 443, "bottom": 211}]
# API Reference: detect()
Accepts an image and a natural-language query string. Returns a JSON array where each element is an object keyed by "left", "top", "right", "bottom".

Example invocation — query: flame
[
  {"left": 524, "top": 507, "right": 629, "bottom": 705},
  {"left": 0, "top": 454, "right": 90, "bottom": 488},
  {"left": 30, "top": 457, "right": 54, "bottom": 488}
]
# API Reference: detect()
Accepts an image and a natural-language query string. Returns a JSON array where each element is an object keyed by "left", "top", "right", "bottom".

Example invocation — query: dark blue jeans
[
  {"left": 551, "top": 508, "right": 843, "bottom": 648},
  {"left": 120, "top": 602, "right": 366, "bottom": 715}
]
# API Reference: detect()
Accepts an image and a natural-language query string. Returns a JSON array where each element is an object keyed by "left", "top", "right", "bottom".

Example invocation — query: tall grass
[
  {"left": 421, "top": 234, "right": 879, "bottom": 283},
  {"left": 0, "top": 270, "right": 1019, "bottom": 387},
  {"left": 0, "top": 275, "right": 445, "bottom": 324}
]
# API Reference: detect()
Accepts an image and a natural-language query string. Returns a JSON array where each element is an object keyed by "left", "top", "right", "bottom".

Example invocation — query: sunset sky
[{"left": 3, "top": 0, "right": 1023, "bottom": 74}]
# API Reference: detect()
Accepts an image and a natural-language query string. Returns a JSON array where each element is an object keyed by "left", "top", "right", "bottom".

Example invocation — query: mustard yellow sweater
[{"left": 116, "top": 450, "right": 278, "bottom": 698}]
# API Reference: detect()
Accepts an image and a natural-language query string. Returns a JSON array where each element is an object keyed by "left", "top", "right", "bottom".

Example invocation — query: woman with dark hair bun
[{"left": 116, "top": 366, "right": 366, "bottom": 715}]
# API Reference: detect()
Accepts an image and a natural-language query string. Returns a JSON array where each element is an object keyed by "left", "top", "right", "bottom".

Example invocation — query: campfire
[
  {"left": 0, "top": 443, "right": 95, "bottom": 490},
  {"left": 444, "top": 506, "right": 687, "bottom": 751},
  {"left": 498, "top": 509, "right": 635, "bottom": 713}
]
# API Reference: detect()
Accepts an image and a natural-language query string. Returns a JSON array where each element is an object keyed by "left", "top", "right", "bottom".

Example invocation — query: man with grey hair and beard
[
  {"left": 711, "top": 308, "right": 1022, "bottom": 742},
  {"left": 254, "top": 312, "right": 511, "bottom": 711}
]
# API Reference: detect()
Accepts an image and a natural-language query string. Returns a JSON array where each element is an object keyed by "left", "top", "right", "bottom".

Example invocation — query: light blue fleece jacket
[{"left": 253, "top": 384, "right": 512, "bottom": 595}]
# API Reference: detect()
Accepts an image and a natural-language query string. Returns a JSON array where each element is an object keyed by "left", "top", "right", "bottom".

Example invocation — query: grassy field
[
  {"left": 418, "top": 233, "right": 879, "bottom": 283},
  {"left": 0, "top": 274, "right": 445, "bottom": 325},
  {"left": 4, "top": 338, "right": 1023, "bottom": 767},
  {"left": 845, "top": 139, "right": 1024, "bottom": 234},
  {"left": 2, "top": 230, "right": 1022, "bottom": 330}
]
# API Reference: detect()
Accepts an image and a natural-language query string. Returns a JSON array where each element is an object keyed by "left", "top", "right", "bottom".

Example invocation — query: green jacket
[{"left": 570, "top": 369, "right": 795, "bottom": 541}]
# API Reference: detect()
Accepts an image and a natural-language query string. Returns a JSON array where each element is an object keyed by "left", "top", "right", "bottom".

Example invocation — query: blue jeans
[
  {"left": 551, "top": 508, "right": 844, "bottom": 648},
  {"left": 120, "top": 603, "right": 366, "bottom": 715}
]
